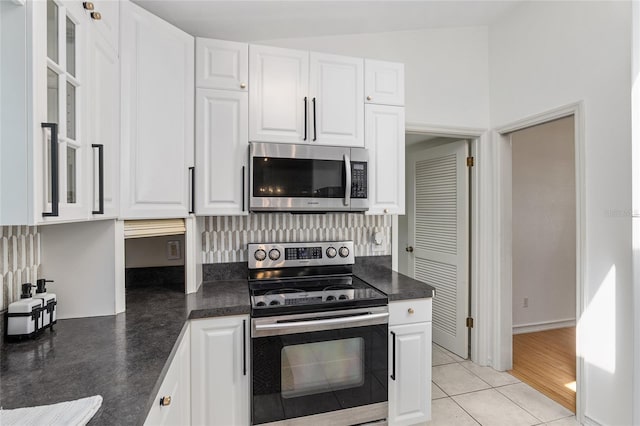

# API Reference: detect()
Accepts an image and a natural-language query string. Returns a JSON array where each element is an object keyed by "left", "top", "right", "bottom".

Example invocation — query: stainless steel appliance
[
  {"left": 248, "top": 241, "right": 388, "bottom": 426},
  {"left": 249, "top": 142, "right": 369, "bottom": 212}
]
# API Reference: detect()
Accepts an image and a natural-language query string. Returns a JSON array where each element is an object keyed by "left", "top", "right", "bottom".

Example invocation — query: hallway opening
[{"left": 506, "top": 116, "right": 577, "bottom": 413}]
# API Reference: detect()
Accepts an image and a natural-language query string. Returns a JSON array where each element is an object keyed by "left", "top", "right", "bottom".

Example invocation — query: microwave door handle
[{"left": 344, "top": 153, "right": 351, "bottom": 207}]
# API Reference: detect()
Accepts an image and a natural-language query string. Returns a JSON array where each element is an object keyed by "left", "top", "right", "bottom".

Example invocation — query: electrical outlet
[
  {"left": 167, "top": 240, "right": 181, "bottom": 260},
  {"left": 523, "top": 297, "right": 529, "bottom": 308}
]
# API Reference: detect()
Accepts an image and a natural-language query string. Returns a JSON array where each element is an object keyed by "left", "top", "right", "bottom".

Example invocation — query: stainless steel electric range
[{"left": 248, "top": 241, "right": 389, "bottom": 426}]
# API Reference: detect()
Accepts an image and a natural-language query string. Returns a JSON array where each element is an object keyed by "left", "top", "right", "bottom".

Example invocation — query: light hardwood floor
[{"left": 509, "top": 327, "right": 576, "bottom": 413}]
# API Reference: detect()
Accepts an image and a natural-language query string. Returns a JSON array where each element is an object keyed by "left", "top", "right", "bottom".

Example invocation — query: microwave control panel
[{"left": 351, "top": 162, "right": 368, "bottom": 199}]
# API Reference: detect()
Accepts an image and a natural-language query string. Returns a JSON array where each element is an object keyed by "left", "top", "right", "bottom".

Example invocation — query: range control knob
[
  {"left": 254, "top": 249, "right": 267, "bottom": 261},
  {"left": 269, "top": 300, "right": 280, "bottom": 306},
  {"left": 269, "top": 249, "right": 281, "bottom": 261},
  {"left": 256, "top": 301, "right": 266, "bottom": 307},
  {"left": 338, "top": 294, "right": 348, "bottom": 300},
  {"left": 339, "top": 246, "right": 350, "bottom": 258},
  {"left": 326, "top": 247, "right": 337, "bottom": 258},
  {"left": 326, "top": 295, "right": 336, "bottom": 301}
]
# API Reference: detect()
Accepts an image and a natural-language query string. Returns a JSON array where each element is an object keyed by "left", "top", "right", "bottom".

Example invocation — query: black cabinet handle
[
  {"left": 242, "top": 166, "right": 245, "bottom": 212},
  {"left": 312, "top": 97, "right": 317, "bottom": 141},
  {"left": 91, "top": 144, "right": 104, "bottom": 214},
  {"left": 42, "top": 123, "right": 59, "bottom": 217},
  {"left": 303, "top": 97, "right": 308, "bottom": 141},
  {"left": 242, "top": 319, "right": 247, "bottom": 376},
  {"left": 390, "top": 330, "right": 396, "bottom": 381},
  {"left": 189, "top": 167, "right": 195, "bottom": 214}
]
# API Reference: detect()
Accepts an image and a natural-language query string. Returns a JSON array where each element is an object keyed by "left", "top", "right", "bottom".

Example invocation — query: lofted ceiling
[{"left": 131, "top": 1, "right": 524, "bottom": 42}]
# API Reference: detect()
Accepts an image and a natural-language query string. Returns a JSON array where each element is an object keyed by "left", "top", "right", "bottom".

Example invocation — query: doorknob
[{"left": 406, "top": 246, "right": 414, "bottom": 253}]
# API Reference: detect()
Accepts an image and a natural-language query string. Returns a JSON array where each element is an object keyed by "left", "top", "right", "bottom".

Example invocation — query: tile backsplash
[
  {"left": 201, "top": 213, "right": 391, "bottom": 263},
  {"left": 0, "top": 226, "right": 40, "bottom": 311}
]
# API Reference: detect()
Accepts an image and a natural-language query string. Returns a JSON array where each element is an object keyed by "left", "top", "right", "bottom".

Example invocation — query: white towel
[{"left": 0, "top": 395, "right": 103, "bottom": 426}]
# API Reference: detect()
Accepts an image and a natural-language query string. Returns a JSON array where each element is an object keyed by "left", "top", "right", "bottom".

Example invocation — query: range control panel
[
  {"left": 248, "top": 241, "right": 355, "bottom": 269},
  {"left": 285, "top": 247, "right": 323, "bottom": 260}
]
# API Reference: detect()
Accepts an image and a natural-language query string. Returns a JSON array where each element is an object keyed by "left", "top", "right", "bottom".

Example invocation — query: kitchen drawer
[{"left": 389, "top": 298, "right": 432, "bottom": 326}]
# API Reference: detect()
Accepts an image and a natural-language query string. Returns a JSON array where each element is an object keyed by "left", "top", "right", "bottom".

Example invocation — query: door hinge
[
  {"left": 466, "top": 156, "right": 474, "bottom": 167},
  {"left": 466, "top": 317, "right": 474, "bottom": 328}
]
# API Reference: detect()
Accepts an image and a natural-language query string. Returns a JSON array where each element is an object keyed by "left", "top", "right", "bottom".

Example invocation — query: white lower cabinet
[
  {"left": 388, "top": 299, "right": 432, "bottom": 426},
  {"left": 191, "top": 315, "right": 250, "bottom": 426},
  {"left": 145, "top": 325, "right": 191, "bottom": 426}
]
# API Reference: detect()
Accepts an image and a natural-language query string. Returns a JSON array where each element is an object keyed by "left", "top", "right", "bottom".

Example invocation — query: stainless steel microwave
[{"left": 249, "top": 142, "right": 369, "bottom": 212}]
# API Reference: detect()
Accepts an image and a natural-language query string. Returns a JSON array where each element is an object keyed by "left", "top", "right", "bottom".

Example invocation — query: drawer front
[{"left": 389, "top": 298, "right": 432, "bottom": 326}]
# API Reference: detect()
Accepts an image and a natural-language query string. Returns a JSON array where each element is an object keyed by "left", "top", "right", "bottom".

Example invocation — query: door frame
[
  {"left": 493, "top": 102, "right": 586, "bottom": 422},
  {"left": 394, "top": 122, "right": 486, "bottom": 361}
]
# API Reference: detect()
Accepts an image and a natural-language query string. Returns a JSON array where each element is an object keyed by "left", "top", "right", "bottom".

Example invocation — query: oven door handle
[
  {"left": 255, "top": 312, "right": 388, "bottom": 332},
  {"left": 344, "top": 153, "right": 351, "bottom": 207}
]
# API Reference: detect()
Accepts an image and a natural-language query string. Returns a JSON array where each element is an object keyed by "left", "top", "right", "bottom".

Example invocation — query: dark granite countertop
[
  {"left": 0, "top": 256, "right": 431, "bottom": 425},
  {"left": 354, "top": 256, "right": 435, "bottom": 301},
  {"left": 0, "top": 280, "right": 250, "bottom": 425}
]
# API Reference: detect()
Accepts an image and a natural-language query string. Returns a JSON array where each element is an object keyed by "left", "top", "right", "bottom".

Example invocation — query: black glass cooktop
[{"left": 249, "top": 275, "right": 387, "bottom": 317}]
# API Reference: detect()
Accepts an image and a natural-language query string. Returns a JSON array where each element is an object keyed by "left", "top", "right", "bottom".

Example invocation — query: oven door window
[
  {"left": 281, "top": 337, "right": 364, "bottom": 398},
  {"left": 252, "top": 157, "right": 345, "bottom": 198},
  {"left": 252, "top": 324, "right": 387, "bottom": 425}
]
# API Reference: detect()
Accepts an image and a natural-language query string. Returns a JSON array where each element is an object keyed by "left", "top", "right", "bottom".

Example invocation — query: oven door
[
  {"left": 250, "top": 142, "right": 367, "bottom": 212},
  {"left": 251, "top": 307, "right": 388, "bottom": 425}
]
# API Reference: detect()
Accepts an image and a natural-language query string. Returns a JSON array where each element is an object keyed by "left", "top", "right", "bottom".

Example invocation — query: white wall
[
  {"left": 511, "top": 117, "right": 576, "bottom": 331},
  {"left": 259, "top": 26, "right": 490, "bottom": 128},
  {"left": 490, "top": 2, "right": 632, "bottom": 424},
  {"left": 125, "top": 235, "right": 185, "bottom": 268},
  {"left": 631, "top": 2, "right": 640, "bottom": 424}
]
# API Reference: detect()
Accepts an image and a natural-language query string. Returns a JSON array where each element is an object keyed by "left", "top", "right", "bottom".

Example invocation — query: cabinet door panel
[
  {"left": 89, "top": 29, "right": 119, "bottom": 218},
  {"left": 196, "top": 89, "right": 248, "bottom": 215},
  {"left": 310, "top": 53, "right": 364, "bottom": 147},
  {"left": 41, "top": 0, "right": 89, "bottom": 223},
  {"left": 249, "top": 45, "right": 308, "bottom": 143},
  {"left": 196, "top": 38, "right": 248, "bottom": 91},
  {"left": 365, "top": 60, "right": 405, "bottom": 106},
  {"left": 365, "top": 105, "right": 405, "bottom": 215},
  {"left": 389, "top": 322, "right": 432, "bottom": 425},
  {"left": 145, "top": 326, "right": 191, "bottom": 426},
  {"left": 120, "top": 1, "right": 193, "bottom": 218},
  {"left": 191, "top": 316, "right": 250, "bottom": 426}
]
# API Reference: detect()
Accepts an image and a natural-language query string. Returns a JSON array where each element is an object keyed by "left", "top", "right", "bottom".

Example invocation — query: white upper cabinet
[
  {"left": 366, "top": 104, "right": 405, "bottom": 215},
  {"left": 88, "top": 23, "right": 119, "bottom": 219},
  {"left": 196, "top": 89, "right": 248, "bottom": 216},
  {"left": 196, "top": 38, "right": 248, "bottom": 91},
  {"left": 309, "top": 53, "right": 364, "bottom": 147},
  {"left": 249, "top": 45, "right": 309, "bottom": 144},
  {"left": 88, "top": 0, "right": 119, "bottom": 55},
  {"left": 365, "top": 59, "right": 405, "bottom": 106},
  {"left": 120, "top": 0, "right": 194, "bottom": 219},
  {"left": 0, "top": 0, "right": 96, "bottom": 225}
]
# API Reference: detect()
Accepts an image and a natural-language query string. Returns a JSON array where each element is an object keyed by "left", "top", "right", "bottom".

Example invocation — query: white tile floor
[{"left": 428, "top": 344, "right": 577, "bottom": 426}]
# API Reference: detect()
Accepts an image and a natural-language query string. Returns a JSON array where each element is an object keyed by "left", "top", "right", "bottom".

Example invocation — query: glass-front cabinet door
[{"left": 40, "top": 0, "right": 87, "bottom": 221}]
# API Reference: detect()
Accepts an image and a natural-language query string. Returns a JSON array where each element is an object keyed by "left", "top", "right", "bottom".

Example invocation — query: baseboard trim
[
  {"left": 512, "top": 318, "right": 576, "bottom": 335},
  {"left": 583, "top": 415, "right": 602, "bottom": 426}
]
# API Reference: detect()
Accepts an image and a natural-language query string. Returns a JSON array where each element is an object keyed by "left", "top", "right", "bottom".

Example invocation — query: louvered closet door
[{"left": 409, "top": 140, "right": 469, "bottom": 358}]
